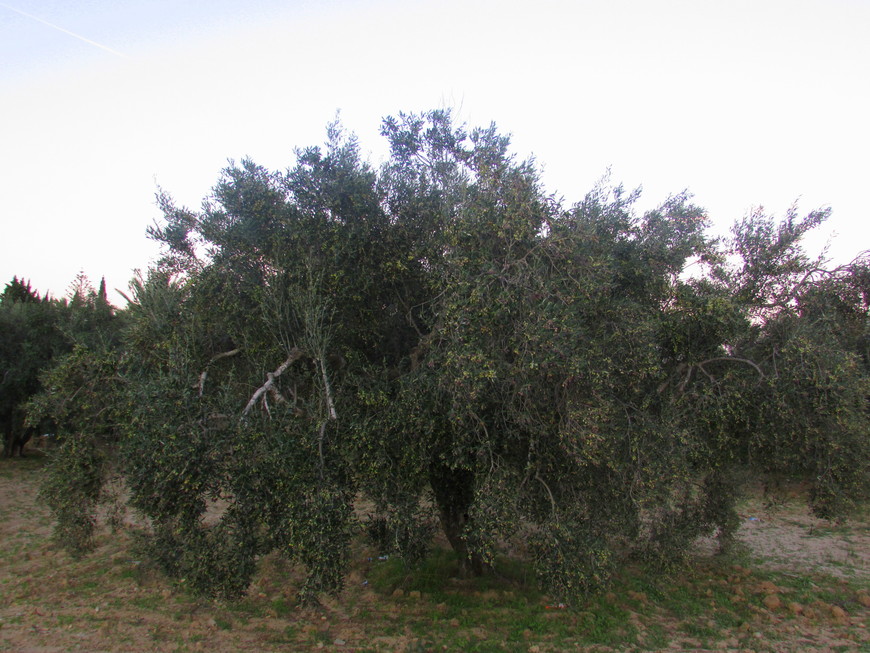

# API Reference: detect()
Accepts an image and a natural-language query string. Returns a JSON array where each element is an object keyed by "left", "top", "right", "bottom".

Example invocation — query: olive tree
[{"left": 35, "top": 111, "right": 868, "bottom": 604}]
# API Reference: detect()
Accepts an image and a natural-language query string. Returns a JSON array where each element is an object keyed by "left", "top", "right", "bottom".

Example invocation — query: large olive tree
[{"left": 35, "top": 111, "right": 868, "bottom": 604}]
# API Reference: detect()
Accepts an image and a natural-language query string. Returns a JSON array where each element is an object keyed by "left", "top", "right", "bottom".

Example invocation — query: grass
[
  {"left": 1, "top": 457, "right": 868, "bottom": 651},
  {"left": 361, "top": 543, "right": 869, "bottom": 650},
  {"left": 6, "top": 545, "right": 868, "bottom": 651}
]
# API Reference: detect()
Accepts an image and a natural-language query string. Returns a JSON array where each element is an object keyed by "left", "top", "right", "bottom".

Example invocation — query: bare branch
[
  {"left": 754, "top": 258, "right": 864, "bottom": 312},
  {"left": 268, "top": 385, "right": 288, "bottom": 405},
  {"left": 678, "top": 364, "right": 695, "bottom": 393},
  {"left": 536, "top": 472, "right": 557, "bottom": 516},
  {"left": 241, "top": 348, "right": 304, "bottom": 418},
  {"left": 696, "top": 363, "right": 716, "bottom": 384},
  {"left": 197, "top": 349, "right": 240, "bottom": 397},
  {"left": 319, "top": 358, "right": 338, "bottom": 420},
  {"left": 698, "top": 356, "right": 764, "bottom": 378},
  {"left": 657, "top": 363, "right": 689, "bottom": 395}
]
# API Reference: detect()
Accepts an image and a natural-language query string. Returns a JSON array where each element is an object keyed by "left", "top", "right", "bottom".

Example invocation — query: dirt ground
[
  {"left": 733, "top": 501, "right": 869, "bottom": 583},
  {"left": 0, "top": 456, "right": 867, "bottom": 652}
]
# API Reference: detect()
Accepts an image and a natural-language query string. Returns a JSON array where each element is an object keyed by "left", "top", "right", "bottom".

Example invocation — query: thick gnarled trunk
[{"left": 428, "top": 462, "right": 485, "bottom": 576}]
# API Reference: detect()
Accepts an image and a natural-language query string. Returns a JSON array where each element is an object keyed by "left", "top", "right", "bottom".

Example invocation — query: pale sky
[{"left": 2, "top": 0, "right": 868, "bottom": 301}]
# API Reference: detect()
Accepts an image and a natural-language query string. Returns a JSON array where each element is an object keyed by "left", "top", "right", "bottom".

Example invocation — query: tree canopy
[
  {"left": 1, "top": 278, "right": 64, "bottom": 456},
  {"left": 28, "top": 110, "right": 870, "bottom": 603}
]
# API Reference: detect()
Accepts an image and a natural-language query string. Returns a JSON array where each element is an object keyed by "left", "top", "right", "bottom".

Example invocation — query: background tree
[
  {"left": 720, "top": 211, "right": 870, "bottom": 517},
  {"left": 0, "top": 277, "right": 66, "bottom": 456},
  {"left": 25, "top": 272, "right": 124, "bottom": 552}
]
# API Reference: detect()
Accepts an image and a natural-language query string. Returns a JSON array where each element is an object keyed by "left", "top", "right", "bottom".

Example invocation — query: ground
[{"left": 0, "top": 455, "right": 868, "bottom": 652}]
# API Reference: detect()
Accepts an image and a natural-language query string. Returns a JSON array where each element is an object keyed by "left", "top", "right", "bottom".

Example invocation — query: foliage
[
  {"left": 0, "top": 277, "right": 67, "bottom": 456},
  {"left": 735, "top": 246, "right": 870, "bottom": 518},
  {"left": 32, "top": 111, "right": 870, "bottom": 604},
  {"left": 38, "top": 434, "right": 107, "bottom": 555},
  {"left": 25, "top": 274, "right": 124, "bottom": 550}
]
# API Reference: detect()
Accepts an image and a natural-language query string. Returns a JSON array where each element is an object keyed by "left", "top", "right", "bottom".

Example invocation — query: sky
[{"left": 2, "top": 0, "right": 868, "bottom": 302}]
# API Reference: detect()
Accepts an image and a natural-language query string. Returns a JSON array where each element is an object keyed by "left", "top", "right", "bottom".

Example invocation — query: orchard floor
[{"left": 1, "top": 454, "right": 868, "bottom": 652}]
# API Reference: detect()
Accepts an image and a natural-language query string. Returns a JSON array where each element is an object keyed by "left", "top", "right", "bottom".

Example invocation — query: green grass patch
[
  {"left": 711, "top": 607, "right": 742, "bottom": 629},
  {"left": 643, "top": 622, "right": 670, "bottom": 649},
  {"left": 131, "top": 595, "right": 164, "bottom": 611},
  {"left": 681, "top": 620, "right": 718, "bottom": 639},
  {"left": 269, "top": 597, "right": 293, "bottom": 618},
  {"left": 225, "top": 597, "right": 264, "bottom": 617},
  {"left": 213, "top": 614, "right": 233, "bottom": 630},
  {"left": 368, "top": 547, "right": 461, "bottom": 595},
  {"left": 55, "top": 614, "right": 76, "bottom": 626}
]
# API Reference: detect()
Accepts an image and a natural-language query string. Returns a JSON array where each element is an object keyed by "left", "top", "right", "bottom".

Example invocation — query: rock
[
  {"left": 756, "top": 581, "right": 779, "bottom": 595},
  {"left": 333, "top": 638, "right": 346, "bottom": 646},
  {"left": 763, "top": 594, "right": 781, "bottom": 610}
]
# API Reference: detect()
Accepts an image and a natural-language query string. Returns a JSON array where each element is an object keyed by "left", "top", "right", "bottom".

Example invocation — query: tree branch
[
  {"left": 198, "top": 349, "right": 240, "bottom": 397},
  {"left": 678, "top": 364, "right": 695, "bottom": 393},
  {"left": 241, "top": 348, "right": 304, "bottom": 418},
  {"left": 698, "top": 356, "right": 764, "bottom": 378},
  {"left": 536, "top": 471, "right": 557, "bottom": 517},
  {"left": 268, "top": 384, "right": 288, "bottom": 405},
  {"left": 319, "top": 358, "right": 338, "bottom": 420}
]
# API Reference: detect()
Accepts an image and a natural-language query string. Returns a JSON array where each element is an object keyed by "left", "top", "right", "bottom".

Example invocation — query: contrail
[{"left": 0, "top": 2, "right": 127, "bottom": 58}]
